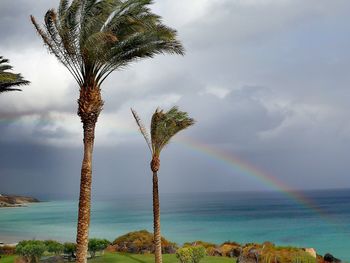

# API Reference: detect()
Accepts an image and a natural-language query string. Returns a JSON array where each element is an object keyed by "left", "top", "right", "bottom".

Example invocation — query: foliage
[
  {"left": 112, "top": 230, "right": 177, "bottom": 254},
  {"left": 0, "top": 245, "right": 16, "bottom": 255},
  {"left": 44, "top": 240, "right": 64, "bottom": 255},
  {"left": 31, "top": 0, "right": 184, "bottom": 87},
  {"left": 0, "top": 56, "right": 29, "bottom": 92},
  {"left": 132, "top": 106, "right": 195, "bottom": 157},
  {"left": 176, "top": 247, "right": 193, "bottom": 263},
  {"left": 184, "top": 241, "right": 217, "bottom": 250},
  {"left": 238, "top": 243, "right": 317, "bottom": 263},
  {"left": 15, "top": 240, "right": 46, "bottom": 263},
  {"left": 184, "top": 241, "right": 218, "bottom": 257},
  {"left": 63, "top": 242, "right": 76, "bottom": 260},
  {"left": 176, "top": 246, "right": 207, "bottom": 263},
  {"left": 88, "top": 238, "right": 110, "bottom": 258},
  {"left": 259, "top": 252, "right": 316, "bottom": 263},
  {"left": 88, "top": 252, "right": 234, "bottom": 263}
]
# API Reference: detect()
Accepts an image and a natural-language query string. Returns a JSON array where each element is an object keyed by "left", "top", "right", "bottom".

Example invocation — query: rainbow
[
  {"left": 175, "top": 136, "right": 339, "bottom": 225},
  {"left": 1, "top": 115, "right": 340, "bottom": 226}
]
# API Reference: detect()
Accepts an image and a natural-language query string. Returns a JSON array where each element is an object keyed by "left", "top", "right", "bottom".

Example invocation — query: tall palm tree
[
  {"left": 0, "top": 56, "right": 30, "bottom": 93},
  {"left": 131, "top": 106, "right": 195, "bottom": 263},
  {"left": 31, "top": 1, "right": 184, "bottom": 262}
]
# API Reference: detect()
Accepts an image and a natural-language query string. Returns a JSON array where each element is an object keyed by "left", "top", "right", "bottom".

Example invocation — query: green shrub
[
  {"left": 192, "top": 246, "right": 206, "bottom": 263},
  {"left": 176, "top": 246, "right": 206, "bottom": 263},
  {"left": 0, "top": 245, "right": 16, "bottom": 255},
  {"left": 112, "top": 230, "right": 177, "bottom": 254},
  {"left": 63, "top": 242, "right": 76, "bottom": 260},
  {"left": 260, "top": 251, "right": 316, "bottom": 263},
  {"left": 88, "top": 238, "right": 110, "bottom": 258},
  {"left": 44, "top": 240, "right": 64, "bottom": 255},
  {"left": 15, "top": 240, "right": 46, "bottom": 263},
  {"left": 176, "top": 247, "right": 193, "bottom": 263}
]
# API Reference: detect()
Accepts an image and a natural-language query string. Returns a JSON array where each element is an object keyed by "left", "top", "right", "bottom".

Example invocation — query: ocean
[{"left": 0, "top": 190, "right": 349, "bottom": 260}]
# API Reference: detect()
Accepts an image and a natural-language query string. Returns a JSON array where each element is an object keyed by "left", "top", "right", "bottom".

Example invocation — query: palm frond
[
  {"left": 131, "top": 108, "right": 152, "bottom": 154},
  {"left": 150, "top": 106, "right": 195, "bottom": 156},
  {"left": 31, "top": 0, "right": 184, "bottom": 88},
  {"left": 0, "top": 56, "right": 30, "bottom": 93}
]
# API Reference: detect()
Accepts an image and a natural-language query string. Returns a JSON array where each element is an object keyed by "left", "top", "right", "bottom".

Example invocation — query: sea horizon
[{"left": 0, "top": 189, "right": 349, "bottom": 260}]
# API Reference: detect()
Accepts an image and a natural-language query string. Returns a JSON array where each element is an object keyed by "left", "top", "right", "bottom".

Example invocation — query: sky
[{"left": 0, "top": 0, "right": 350, "bottom": 199}]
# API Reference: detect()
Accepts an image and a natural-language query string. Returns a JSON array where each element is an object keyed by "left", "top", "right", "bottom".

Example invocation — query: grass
[
  {"left": 0, "top": 255, "right": 16, "bottom": 263},
  {"left": 0, "top": 253, "right": 236, "bottom": 263},
  {"left": 1, "top": 252, "right": 316, "bottom": 263},
  {"left": 89, "top": 253, "right": 236, "bottom": 263}
]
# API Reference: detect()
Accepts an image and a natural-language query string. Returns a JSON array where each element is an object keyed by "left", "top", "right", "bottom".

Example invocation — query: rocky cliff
[{"left": 0, "top": 194, "right": 40, "bottom": 207}]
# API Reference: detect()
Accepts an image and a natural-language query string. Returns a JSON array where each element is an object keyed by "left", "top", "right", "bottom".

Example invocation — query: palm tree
[
  {"left": 131, "top": 106, "right": 195, "bottom": 263},
  {"left": 31, "top": 1, "right": 184, "bottom": 262},
  {"left": 0, "top": 56, "right": 29, "bottom": 92}
]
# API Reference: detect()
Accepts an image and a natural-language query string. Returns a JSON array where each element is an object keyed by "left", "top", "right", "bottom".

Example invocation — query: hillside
[{"left": 0, "top": 194, "right": 39, "bottom": 207}]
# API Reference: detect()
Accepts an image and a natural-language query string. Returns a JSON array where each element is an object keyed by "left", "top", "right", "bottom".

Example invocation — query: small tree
[
  {"left": 88, "top": 239, "right": 110, "bottom": 258},
  {"left": 176, "top": 246, "right": 206, "bottom": 263},
  {"left": 16, "top": 240, "right": 46, "bottom": 263},
  {"left": 191, "top": 246, "right": 206, "bottom": 263},
  {"left": 44, "top": 240, "right": 64, "bottom": 255},
  {"left": 63, "top": 242, "right": 77, "bottom": 261}
]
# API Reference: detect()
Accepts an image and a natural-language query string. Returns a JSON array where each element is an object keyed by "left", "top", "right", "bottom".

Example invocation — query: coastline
[
  {"left": 0, "top": 191, "right": 349, "bottom": 260},
  {"left": 0, "top": 194, "right": 40, "bottom": 208}
]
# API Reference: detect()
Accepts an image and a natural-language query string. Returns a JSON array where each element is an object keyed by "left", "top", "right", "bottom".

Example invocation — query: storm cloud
[{"left": 1, "top": 0, "right": 350, "bottom": 198}]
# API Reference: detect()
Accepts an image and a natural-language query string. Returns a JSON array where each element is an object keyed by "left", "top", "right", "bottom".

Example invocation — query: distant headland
[{"left": 0, "top": 194, "right": 40, "bottom": 207}]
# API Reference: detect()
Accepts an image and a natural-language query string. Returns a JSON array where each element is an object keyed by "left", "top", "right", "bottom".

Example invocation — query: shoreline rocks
[{"left": 0, "top": 194, "right": 40, "bottom": 208}]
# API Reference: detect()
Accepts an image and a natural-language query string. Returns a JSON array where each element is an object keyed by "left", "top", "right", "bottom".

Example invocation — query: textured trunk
[
  {"left": 153, "top": 171, "right": 162, "bottom": 263},
  {"left": 75, "top": 121, "right": 95, "bottom": 263},
  {"left": 76, "top": 86, "right": 103, "bottom": 263}
]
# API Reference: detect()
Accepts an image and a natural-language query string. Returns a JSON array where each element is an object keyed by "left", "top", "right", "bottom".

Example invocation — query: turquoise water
[{"left": 0, "top": 190, "right": 349, "bottom": 260}]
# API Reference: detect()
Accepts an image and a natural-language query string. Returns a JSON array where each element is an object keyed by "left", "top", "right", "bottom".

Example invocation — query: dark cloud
[{"left": 1, "top": 0, "right": 350, "bottom": 197}]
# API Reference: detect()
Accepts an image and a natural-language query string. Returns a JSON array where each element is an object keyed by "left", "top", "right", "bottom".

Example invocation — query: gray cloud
[{"left": 1, "top": 0, "right": 350, "bottom": 197}]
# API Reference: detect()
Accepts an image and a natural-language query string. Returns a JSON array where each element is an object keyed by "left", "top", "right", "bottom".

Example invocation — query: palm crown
[
  {"left": 132, "top": 106, "right": 195, "bottom": 157},
  {"left": 31, "top": 0, "right": 184, "bottom": 88},
  {"left": 0, "top": 56, "right": 30, "bottom": 93}
]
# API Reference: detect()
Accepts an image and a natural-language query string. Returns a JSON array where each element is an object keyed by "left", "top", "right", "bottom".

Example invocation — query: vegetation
[
  {"left": 0, "top": 255, "right": 17, "bottom": 263},
  {"left": 15, "top": 240, "right": 46, "bottom": 263},
  {"left": 31, "top": 0, "right": 184, "bottom": 261},
  {"left": 176, "top": 246, "right": 206, "bottom": 263},
  {"left": 89, "top": 252, "right": 235, "bottom": 263},
  {"left": 0, "top": 234, "right": 323, "bottom": 263},
  {"left": 88, "top": 238, "right": 110, "bottom": 258},
  {"left": 238, "top": 243, "right": 317, "bottom": 263},
  {"left": 132, "top": 107, "right": 195, "bottom": 263},
  {"left": 0, "top": 245, "right": 16, "bottom": 255},
  {"left": 183, "top": 242, "right": 218, "bottom": 257},
  {"left": 0, "top": 56, "right": 29, "bottom": 93},
  {"left": 111, "top": 230, "right": 177, "bottom": 254},
  {"left": 44, "top": 240, "right": 64, "bottom": 255},
  {"left": 64, "top": 242, "right": 77, "bottom": 261},
  {"left": 0, "top": 253, "right": 237, "bottom": 263}
]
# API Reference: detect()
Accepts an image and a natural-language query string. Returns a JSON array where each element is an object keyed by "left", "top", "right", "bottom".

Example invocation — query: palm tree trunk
[
  {"left": 75, "top": 121, "right": 95, "bottom": 263},
  {"left": 76, "top": 86, "right": 103, "bottom": 263},
  {"left": 153, "top": 171, "right": 162, "bottom": 263}
]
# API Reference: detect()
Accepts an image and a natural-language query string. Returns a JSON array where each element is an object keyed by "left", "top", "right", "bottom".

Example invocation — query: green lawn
[
  {"left": 0, "top": 255, "right": 16, "bottom": 263},
  {"left": 89, "top": 253, "right": 236, "bottom": 263},
  {"left": 0, "top": 253, "right": 236, "bottom": 263}
]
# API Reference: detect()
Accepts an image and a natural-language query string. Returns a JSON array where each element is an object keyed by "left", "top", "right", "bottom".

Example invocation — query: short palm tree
[
  {"left": 0, "top": 56, "right": 29, "bottom": 92},
  {"left": 31, "top": 1, "right": 184, "bottom": 262},
  {"left": 131, "top": 106, "right": 195, "bottom": 263}
]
